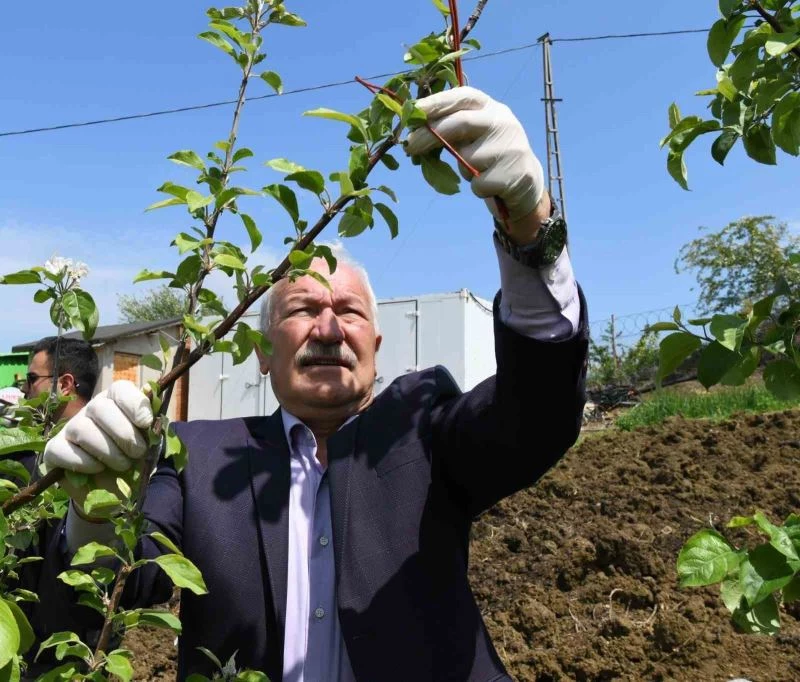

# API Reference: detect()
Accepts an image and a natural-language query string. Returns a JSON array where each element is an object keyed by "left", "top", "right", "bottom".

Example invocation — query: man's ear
[
  {"left": 375, "top": 334, "right": 383, "bottom": 354},
  {"left": 58, "top": 373, "right": 77, "bottom": 396},
  {"left": 254, "top": 344, "right": 270, "bottom": 376}
]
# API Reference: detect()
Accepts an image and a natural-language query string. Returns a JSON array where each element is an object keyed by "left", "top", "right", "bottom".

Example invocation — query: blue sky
[{"left": 1, "top": 0, "right": 798, "bottom": 352}]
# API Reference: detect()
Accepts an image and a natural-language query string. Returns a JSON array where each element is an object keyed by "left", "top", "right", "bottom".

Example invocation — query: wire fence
[{"left": 590, "top": 302, "right": 698, "bottom": 343}]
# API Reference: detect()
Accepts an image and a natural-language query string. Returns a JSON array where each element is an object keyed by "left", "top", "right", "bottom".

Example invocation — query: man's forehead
[
  {"left": 29, "top": 351, "right": 50, "bottom": 370},
  {"left": 278, "top": 264, "right": 368, "bottom": 302}
]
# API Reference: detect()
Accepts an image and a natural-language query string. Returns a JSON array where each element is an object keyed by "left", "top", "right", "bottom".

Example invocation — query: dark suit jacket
[{"left": 31, "top": 293, "right": 588, "bottom": 681}]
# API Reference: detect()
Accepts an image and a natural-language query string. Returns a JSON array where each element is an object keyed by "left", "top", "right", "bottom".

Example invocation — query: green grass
[{"left": 615, "top": 384, "right": 800, "bottom": 431}]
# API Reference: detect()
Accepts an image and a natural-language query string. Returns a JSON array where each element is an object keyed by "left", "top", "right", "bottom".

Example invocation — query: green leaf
[
  {"left": 732, "top": 596, "right": 781, "bottom": 635},
  {"left": 138, "top": 610, "right": 182, "bottom": 633},
  {"left": 260, "top": 71, "right": 283, "bottom": 94},
  {"left": 231, "top": 147, "right": 254, "bottom": 165},
  {"left": 303, "top": 108, "right": 368, "bottom": 141},
  {"left": 71, "top": 542, "right": 119, "bottom": 566},
  {"left": 764, "top": 360, "right": 800, "bottom": 400},
  {"left": 133, "top": 269, "right": 174, "bottom": 284},
  {"left": 240, "top": 214, "right": 262, "bottom": 253},
  {"left": 186, "top": 191, "right": 213, "bottom": 213},
  {"left": 783, "top": 574, "right": 800, "bottom": 603},
  {"left": 645, "top": 322, "right": 680, "bottom": 333},
  {"left": 265, "top": 158, "right": 305, "bottom": 174},
  {"left": 145, "top": 197, "right": 186, "bottom": 212},
  {"left": 213, "top": 253, "right": 246, "bottom": 271},
  {"left": 57, "top": 570, "right": 95, "bottom": 589},
  {"left": 697, "top": 341, "right": 741, "bottom": 388},
  {"left": 719, "top": 0, "right": 740, "bottom": 19},
  {"left": 729, "top": 46, "right": 759, "bottom": 91},
  {"left": 375, "top": 203, "right": 399, "bottom": 239},
  {"left": 0, "top": 655, "right": 19, "bottom": 682},
  {"left": 139, "top": 354, "right": 163, "bottom": 372},
  {"left": 668, "top": 103, "right": 681, "bottom": 129},
  {"left": 285, "top": 170, "right": 325, "bottom": 195},
  {"left": 720, "top": 346, "right": 760, "bottom": 386},
  {"left": 709, "top": 314, "right": 746, "bottom": 351},
  {"left": 711, "top": 129, "right": 739, "bottom": 165},
  {"left": 753, "top": 511, "right": 800, "bottom": 562},
  {"left": 420, "top": 155, "right": 460, "bottom": 195},
  {"left": 0, "top": 429, "right": 46, "bottom": 457},
  {"left": 740, "top": 544, "right": 797, "bottom": 607},
  {"left": 0, "top": 600, "right": 20, "bottom": 668},
  {"left": 165, "top": 423, "right": 188, "bottom": 473},
  {"left": 0, "top": 270, "right": 41, "bottom": 286},
  {"left": 105, "top": 653, "right": 133, "bottom": 682},
  {"left": 667, "top": 150, "right": 689, "bottom": 191},
  {"left": 153, "top": 554, "right": 208, "bottom": 595},
  {"left": 3, "top": 601, "right": 33, "bottom": 655},
  {"left": 658, "top": 332, "right": 702, "bottom": 381},
  {"left": 150, "top": 532, "right": 182, "bottom": 556},
  {"left": 765, "top": 32, "right": 800, "bottom": 57},
  {"left": 235, "top": 672, "right": 270, "bottom": 682},
  {"left": 61, "top": 290, "right": 99, "bottom": 340},
  {"left": 742, "top": 123, "right": 777, "bottom": 165},
  {"left": 198, "top": 31, "right": 235, "bottom": 57},
  {"left": 288, "top": 250, "right": 314, "bottom": 269},
  {"left": 707, "top": 16, "right": 747, "bottom": 67},
  {"left": 430, "top": 0, "right": 451, "bottom": 15},
  {"left": 376, "top": 94, "right": 403, "bottom": 117},
  {"left": 0, "top": 461, "right": 29, "bottom": 485},
  {"left": 263, "top": 184, "right": 299, "bottom": 224},
  {"left": 168, "top": 150, "right": 205, "bottom": 171},
  {"left": 772, "top": 92, "right": 800, "bottom": 156},
  {"left": 329, "top": 171, "right": 355, "bottom": 197},
  {"left": 82, "top": 489, "right": 120, "bottom": 517},
  {"left": 677, "top": 529, "right": 742, "bottom": 587},
  {"left": 376, "top": 185, "right": 398, "bottom": 203},
  {"left": 380, "top": 153, "right": 400, "bottom": 171}
]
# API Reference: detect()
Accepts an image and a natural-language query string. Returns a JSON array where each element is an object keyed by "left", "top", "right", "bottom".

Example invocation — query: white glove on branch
[
  {"left": 44, "top": 380, "right": 154, "bottom": 512},
  {"left": 405, "top": 86, "right": 546, "bottom": 222}
]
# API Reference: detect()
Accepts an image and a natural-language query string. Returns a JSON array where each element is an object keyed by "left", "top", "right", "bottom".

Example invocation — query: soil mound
[{"left": 125, "top": 410, "right": 800, "bottom": 680}]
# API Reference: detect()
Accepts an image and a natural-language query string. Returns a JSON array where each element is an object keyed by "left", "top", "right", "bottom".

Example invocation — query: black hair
[{"left": 31, "top": 337, "right": 99, "bottom": 401}]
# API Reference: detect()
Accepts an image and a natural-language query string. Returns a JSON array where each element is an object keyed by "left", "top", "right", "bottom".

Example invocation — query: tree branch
[
  {"left": 460, "top": 0, "right": 490, "bottom": 41},
  {"left": 749, "top": 0, "right": 800, "bottom": 60}
]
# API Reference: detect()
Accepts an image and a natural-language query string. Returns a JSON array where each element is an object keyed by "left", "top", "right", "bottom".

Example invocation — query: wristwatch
[{"left": 493, "top": 203, "right": 568, "bottom": 268}]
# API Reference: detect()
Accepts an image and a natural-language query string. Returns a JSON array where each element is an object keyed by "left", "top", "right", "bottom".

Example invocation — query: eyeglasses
[{"left": 25, "top": 372, "right": 53, "bottom": 386}]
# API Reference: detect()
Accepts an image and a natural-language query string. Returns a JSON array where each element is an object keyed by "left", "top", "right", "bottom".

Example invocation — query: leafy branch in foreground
[
  {"left": 678, "top": 511, "right": 800, "bottom": 634},
  {"left": 0, "top": 0, "right": 492, "bottom": 677},
  {"left": 662, "top": 0, "right": 800, "bottom": 189}
]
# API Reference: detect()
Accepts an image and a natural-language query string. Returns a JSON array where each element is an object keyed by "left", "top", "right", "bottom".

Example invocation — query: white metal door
[
  {"left": 187, "top": 352, "right": 224, "bottom": 420},
  {"left": 374, "top": 299, "right": 418, "bottom": 393},
  {"left": 219, "top": 352, "right": 264, "bottom": 419}
]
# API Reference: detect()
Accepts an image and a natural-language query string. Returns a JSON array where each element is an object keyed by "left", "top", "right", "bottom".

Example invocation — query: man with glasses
[{"left": 22, "top": 337, "right": 99, "bottom": 420}]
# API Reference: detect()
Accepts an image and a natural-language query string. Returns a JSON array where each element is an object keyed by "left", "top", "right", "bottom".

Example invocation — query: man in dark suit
[{"left": 39, "top": 86, "right": 588, "bottom": 681}]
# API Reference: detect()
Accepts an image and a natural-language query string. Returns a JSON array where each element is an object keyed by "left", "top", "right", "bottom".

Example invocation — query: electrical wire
[{"left": 0, "top": 27, "right": 715, "bottom": 139}]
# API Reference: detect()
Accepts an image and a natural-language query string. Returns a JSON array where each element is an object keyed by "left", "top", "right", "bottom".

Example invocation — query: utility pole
[{"left": 538, "top": 33, "right": 567, "bottom": 222}]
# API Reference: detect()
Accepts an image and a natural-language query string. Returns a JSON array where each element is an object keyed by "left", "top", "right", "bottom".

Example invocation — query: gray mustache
[{"left": 296, "top": 342, "right": 357, "bottom": 369}]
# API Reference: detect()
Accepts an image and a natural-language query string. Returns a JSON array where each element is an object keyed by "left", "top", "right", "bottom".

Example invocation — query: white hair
[{"left": 259, "top": 243, "right": 380, "bottom": 336}]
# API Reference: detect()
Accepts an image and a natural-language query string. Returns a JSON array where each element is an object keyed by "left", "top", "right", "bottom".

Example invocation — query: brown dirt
[{"left": 128, "top": 410, "right": 800, "bottom": 681}]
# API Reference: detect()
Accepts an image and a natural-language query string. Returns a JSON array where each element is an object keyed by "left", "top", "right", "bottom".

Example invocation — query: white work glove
[
  {"left": 43, "top": 380, "right": 154, "bottom": 515},
  {"left": 404, "top": 86, "right": 545, "bottom": 222}
]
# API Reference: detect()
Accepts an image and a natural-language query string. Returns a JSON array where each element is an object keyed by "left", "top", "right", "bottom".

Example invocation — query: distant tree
[
  {"left": 676, "top": 215, "right": 800, "bottom": 315},
  {"left": 588, "top": 321, "right": 660, "bottom": 389},
  {"left": 117, "top": 285, "right": 186, "bottom": 323}
]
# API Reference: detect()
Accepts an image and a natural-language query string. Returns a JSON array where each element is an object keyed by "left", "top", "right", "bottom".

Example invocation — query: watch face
[{"left": 540, "top": 216, "right": 568, "bottom": 265}]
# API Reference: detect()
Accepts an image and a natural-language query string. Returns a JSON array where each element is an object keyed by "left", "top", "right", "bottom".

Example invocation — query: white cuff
[
  {"left": 495, "top": 239, "right": 580, "bottom": 341},
  {"left": 65, "top": 502, "right": 119, "bottom": 555}
]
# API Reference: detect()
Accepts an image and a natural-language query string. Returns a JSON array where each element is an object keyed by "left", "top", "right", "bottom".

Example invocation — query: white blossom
[
  {"left": 68, "top": 261, "right": 89, "bottom": 283},
  {"left": 43, "top": 255, "right": 72, "bottom": 276}
]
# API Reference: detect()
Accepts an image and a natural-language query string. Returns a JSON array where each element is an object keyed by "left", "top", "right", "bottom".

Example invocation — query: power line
[{"left": 0, "top": 27, "right": 714, "bottom": 139}]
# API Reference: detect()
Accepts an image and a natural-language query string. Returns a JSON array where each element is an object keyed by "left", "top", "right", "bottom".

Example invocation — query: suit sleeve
[{"left": 430, "top": 286, "right": 589, "bottom": 517}]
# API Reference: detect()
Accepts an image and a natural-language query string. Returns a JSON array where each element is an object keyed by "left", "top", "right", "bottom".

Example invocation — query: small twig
[
  {"left": 460, "top": 0, "right": 490, "bottom": 41},
  {"left": 354, "top": 76, "right": 482, "bottom": 178},
  {"left": 448, "top": 0, "right": 465, "bottom": 86},
  {"left": 93, "top": 563, "right": 132, "bottom": 659}
]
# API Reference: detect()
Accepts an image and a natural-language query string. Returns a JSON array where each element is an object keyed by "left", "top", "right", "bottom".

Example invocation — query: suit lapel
[
  {"left": 327, "top": 416, "right": 359, "bottom": 580},
  {"left": 244, "top": 411, "right": 291, "bottom": 638}
]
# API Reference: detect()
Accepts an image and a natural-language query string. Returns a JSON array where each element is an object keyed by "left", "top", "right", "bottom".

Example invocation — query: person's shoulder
[
  {"left": 172, "top": 417, "right": 253, "bottom": 443},
  {"left": 377, "top": 365, "right": 462, "bottom": 404}
]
